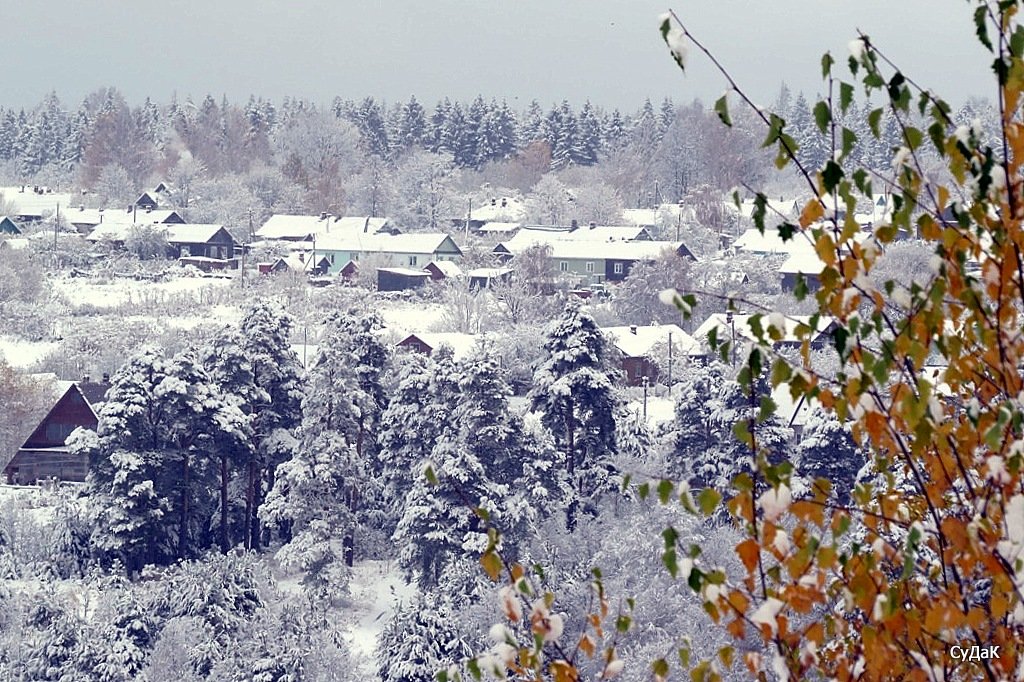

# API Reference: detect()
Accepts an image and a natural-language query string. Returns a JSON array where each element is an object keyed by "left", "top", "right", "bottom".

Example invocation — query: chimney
[
  {"left": 82, "top": 374, "right": 91, "bottom": 384},
  {"left": 629, "top": 325, "right": 637, "bottom": 335},
  {"left": 490, "top": 198, "right": 497, "bottom": 206},
  {"left": 570, "top": 219, "right": 578, "bottom": 231},
  {"left": 102, "top": 373, "right": 110, "bottom": 383},
  {"left": 79, "top": 204, "right": 84, "bottom": 211},
  {"left": 320, "top": 211, "right": 328, "bottom": 220},
  {"left": 501, "top": 198, "right": 507, "bottom": 208},
  {"left": 589, "top": 221, "right": 596, "bottom": 228}
]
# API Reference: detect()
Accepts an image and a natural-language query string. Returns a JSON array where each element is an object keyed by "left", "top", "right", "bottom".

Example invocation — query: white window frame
[
  {"left": 613, "top": 262, "right": 624, "bottom": 274},
  {"left": 560, "top": 261, "right": 569, "bottom": 272},
  {"left": 586, "top": 261, "right": 595, "bottom": 273}
]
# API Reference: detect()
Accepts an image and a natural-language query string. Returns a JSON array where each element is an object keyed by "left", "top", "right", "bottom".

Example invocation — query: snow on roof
[
  {"left": 692, "top": 313, "right": 836, "bottom": 347},
  {"left": 602, "top": 324, "right": 699, "bottom": 357},
  {"left": 729, "top": 198, "right": 798, "bottom": 220},
  {"left": 257, "top": 214, "right": 328, "bottom": 239},
  {"left": 164, "top": 224, "right": 232, "bottom": 244},
  {"left": 68, "top": 207, "right": 180, "bottom": 226},
  {"left": 621, "top": 208, "right": 660, "bottom": 226},
  {"left": 427, "top": 260, "right": 464, "bottom": 277},
  {"left": 502, "top": 239, "right": 681, "bottom": 261},
  {"left": 732, "top": 228, "right": 813, "bottom": 254},
  {"left": 478, "top": 221, "right": 522, "bottom": 233},
  {"left": 314, "top": 232, "right": 458, "bottom": 255},
  {"left": 378, "top": 267, "right": 431, "bottom": 277},
  {"left": 773, "top": 385, "right": 815, "bottom": 428},
  {"left": 503, "top": 224, "right": 650, "bottom": 250},
  {"left": 469, "top": 197, "right": 526, "bottom": 222},
  {"left": 467, "top": 267, "right": 512, "bottom": 278},
  {"left": 257, "top": 214, "right": 390, "bottom": 240}
]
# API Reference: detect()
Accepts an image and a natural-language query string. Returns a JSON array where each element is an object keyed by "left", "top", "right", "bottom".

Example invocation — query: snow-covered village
[{"left": 1, "top": 3, "right": 1023, "bottom": 681}]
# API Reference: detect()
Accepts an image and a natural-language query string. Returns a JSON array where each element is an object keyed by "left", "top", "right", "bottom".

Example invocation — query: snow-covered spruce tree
[
  {"left": 528, "top": 299, "right": 621, "bottom": 528},
  {"left": 85, "top": 588, "right": 156, "bottom": 682},
  {"left": 203, "top": 325, "right": 265, "bottom": 553},
  {"left": 671, "top": 360, "right": 727, "bottom": 480},
  {"left": 238, "top": 300, "right": 304, "bottom": 550},
  {"left": 378, "top": 351, "right": 439, "bottom": 520},
  {"left": 332, "top": 310, "right": 390, "bottom": 468},
  {"left": 377, "top": 591, "right": 470, "bottom": 682},
  {"left": 796, "top": 407, "right": 864, "bottom": 504},
  {"left": 48, "top": 491, "right": 92, "bottom": 580},
  {"left": 706, "top": 370, "right": 793, "bottom": 494}
]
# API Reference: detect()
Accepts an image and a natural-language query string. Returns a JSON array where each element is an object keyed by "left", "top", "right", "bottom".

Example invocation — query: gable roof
[
  {"left": 0, "top": 216, "right": 22, "bottom": 234},
  {"left": 68, "top": 207, "right": 183, "bottom": 227},
  {"left": 164, "top": 224, "right": 236, "bottom": 244},
  {"left": 426, "top": 260, "right": 465, "bottom": 278}
]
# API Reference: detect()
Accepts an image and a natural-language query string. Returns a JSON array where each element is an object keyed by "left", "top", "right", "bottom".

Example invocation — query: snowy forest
[{"left": 0, "top": 43, "right": 1017, "bottom": 679}]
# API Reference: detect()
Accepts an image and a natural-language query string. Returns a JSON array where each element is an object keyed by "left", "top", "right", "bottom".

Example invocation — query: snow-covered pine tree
[
  {"left": 797, "top": 408, "right": 864, "bottom": 504},
  {"left": 529, "top": 300, "right": 621, "bottom": 528},
  {"left": 377, "top": 591, "right": 470, "bottom": 682},
  {"left": 395, "top": 350, "right": 533, "bottom": 584},
  {"left": 238, "top": 300, "right": 304, "bottom": 550},
  {"left": 157, "top": 348, "right": 250, "bottom": 558},
  {"left": 203, "top": 325, "right": 264, "bottom": 552}
]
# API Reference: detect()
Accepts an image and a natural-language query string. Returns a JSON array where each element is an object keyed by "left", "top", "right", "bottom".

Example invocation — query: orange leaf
[{"left": 736, "top": 539, "right": 761, "bottom": 573}]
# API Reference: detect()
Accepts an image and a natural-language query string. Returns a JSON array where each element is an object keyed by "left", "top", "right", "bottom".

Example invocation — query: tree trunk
[
  {"left": 244, "top": 460, "right": 255, "bottom": 550},
  {"left": 220, "top": 454, "right": 229, "bottom": 554},
  {"left": 565, "top": 400, "right": 578, "bottom": 530},
  {"left": 180, "top": 453, "right": 190, "bottom": 559}
]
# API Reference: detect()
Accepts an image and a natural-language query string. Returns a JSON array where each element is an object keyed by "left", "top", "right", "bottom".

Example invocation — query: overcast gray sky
[{"left": 6, "top": 1, "right": 991, "bottom": 110}]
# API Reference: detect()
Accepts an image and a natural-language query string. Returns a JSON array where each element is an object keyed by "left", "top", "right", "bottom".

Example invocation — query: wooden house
[
  {"left": 3, "top": 377, "right": 109, "bottom": 484},
  {"left": 602, "top": 324, "right": 699, "bottom": 386},
  {"left": 310, "top": 233, "right": 462, "bottom": 275},
  {"left": 164, "top": 224, "right": 239, "bottom": 260},
  {"left": 396, "top": 332, "right": 479, "bottom": 361},
  {"left": 424, "top": 260, "right": 464, "bottom": 281},
  {"left": 494, "top": 239, "right": 692, "bottom": 286}
]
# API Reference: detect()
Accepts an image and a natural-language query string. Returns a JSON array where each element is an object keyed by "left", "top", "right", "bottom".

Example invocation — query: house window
[
  {"left": 329, "top": 254, "right": 335, "bottom": 264},
  {"left": 409, "top": 255, "right": 418, "bottom": 267},
  {"left": 560, "top": 261, "right": 568, "bottom": 272},
  {"left": 613, "top": 262, "right": 624, "bottom": 275},
  {"left": 586, "top": 261, "right": 595, "bottom": 273}
]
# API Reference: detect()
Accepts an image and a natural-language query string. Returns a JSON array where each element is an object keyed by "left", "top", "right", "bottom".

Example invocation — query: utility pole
[
  {"left": 667, "top": 331, "right": 673, "bottom": 396},
  {"left": 465, "top": 198, "right": 472, "bottom": 240},
  {"left": 642, "top": 376, "right": 649, "bottom": 419}
]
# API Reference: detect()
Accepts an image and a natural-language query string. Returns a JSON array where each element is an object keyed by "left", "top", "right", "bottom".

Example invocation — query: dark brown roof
[{"left": 78, "top": 381, "right": 110, "bottom": 405}]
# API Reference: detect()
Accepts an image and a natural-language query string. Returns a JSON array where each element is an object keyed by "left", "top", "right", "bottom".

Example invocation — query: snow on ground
[
  {"left": 378, "top": 302, "right": 446, "bottom": 334},
  {"left": 0, "top": 336, "right": 59, "bottom": 368},
  {"left": 123, "top": 304, "right": 243, "bottom": 331},
  {"left": 51, "top": 275, "right": 232, "bottom": 309},
  {"left": 342, "top": 560, "right": 417, "bottom": 672},
  {"left": 626, "top": 396, "right": 676, "bottom": 427}
]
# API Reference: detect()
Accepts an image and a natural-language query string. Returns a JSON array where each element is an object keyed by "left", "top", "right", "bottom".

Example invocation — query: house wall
[
  {"left": 321, "top": 249, "right": 458, "bottom": 275},
  {"left": 553, "top": 257, "right": 606, "bottom": 285}
]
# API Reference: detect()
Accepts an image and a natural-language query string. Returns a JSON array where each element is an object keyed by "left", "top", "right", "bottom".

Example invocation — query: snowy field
[
  {"left": 51, "top": 275, "right": 233, "bottom": 310},
  {"left": 0, "top": 336, "right": 59, "bottom": 368},
  {"left": 378, "top": 302, "right": 446, "bottom": 334}
]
